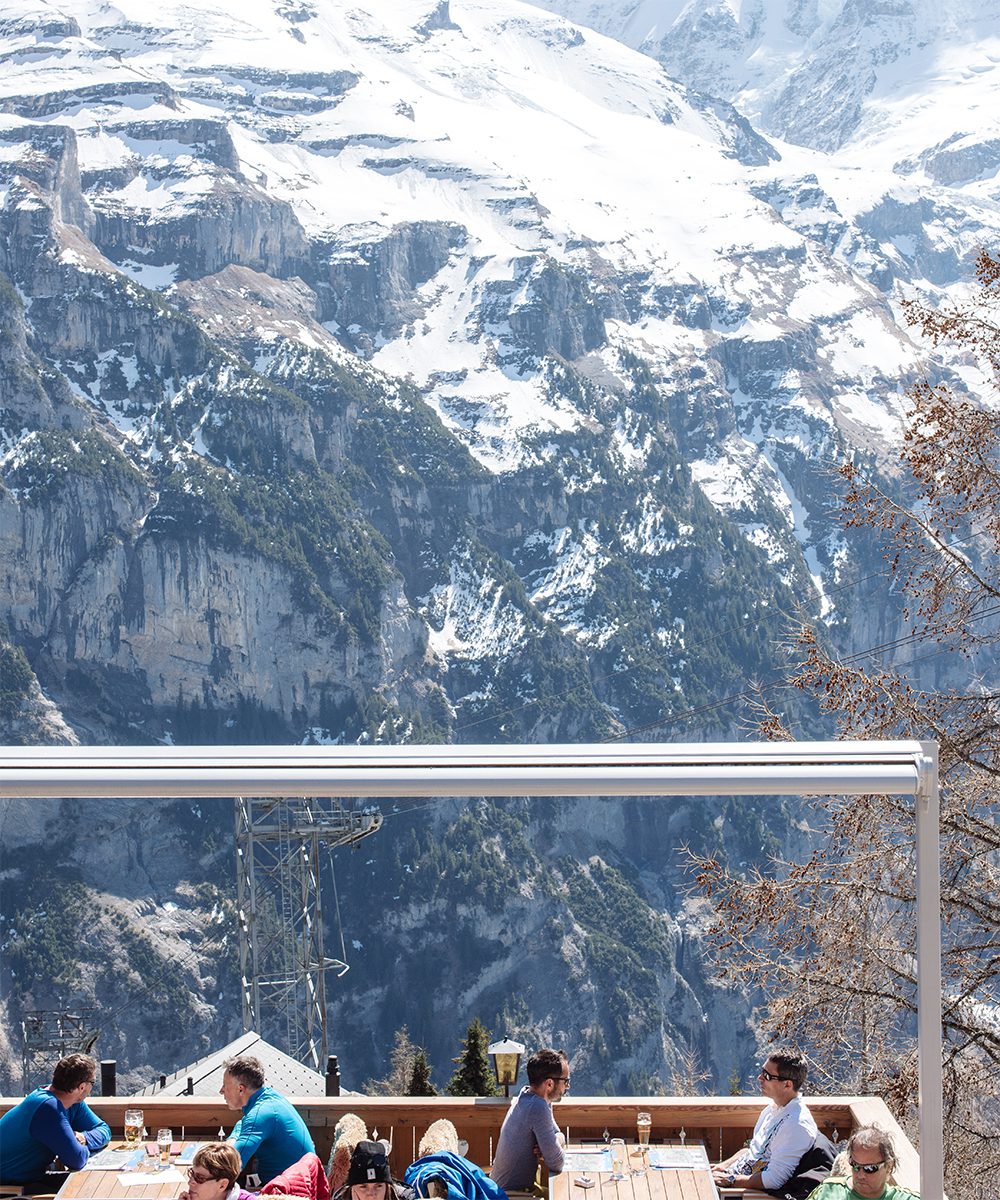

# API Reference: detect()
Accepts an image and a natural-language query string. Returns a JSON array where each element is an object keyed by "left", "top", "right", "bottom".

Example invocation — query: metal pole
[
  {"left": 326, "top": 1055, "right": 341, "bottom": 1096},
  {"left": 916, "top": 742, "right": 943, "bottom": 1200}
]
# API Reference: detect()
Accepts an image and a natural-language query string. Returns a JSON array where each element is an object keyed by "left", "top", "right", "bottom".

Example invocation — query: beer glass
[
  {"left": 157, "top": 1129, "right": 173, "bottom": 1166},
  {"left": 124, "top": 1110, "right": 143, "bottom": 1146},
  {"left": 609, "top": 1138, "right": 626, "bottom": 1181},
  {"left": 636, "top": 1111, "right": 651, "bottom": 1146}
]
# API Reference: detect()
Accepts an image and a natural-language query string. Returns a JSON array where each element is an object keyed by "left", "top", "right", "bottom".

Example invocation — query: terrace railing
[{"left": 0, "top": 1094, "right": 921, "bottom": 1193}]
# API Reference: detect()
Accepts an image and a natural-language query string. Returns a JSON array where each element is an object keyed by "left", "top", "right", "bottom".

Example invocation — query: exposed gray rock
[
  {"left": 92, "top": 175, "right": 312, "bottom": 280},
  {"left": 317, "top": 221, "right": 466, "bottom": 344}
]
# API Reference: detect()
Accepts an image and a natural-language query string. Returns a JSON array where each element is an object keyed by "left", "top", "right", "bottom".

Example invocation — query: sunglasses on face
[
  {"left": 187, "top": 1170, "right": 223, "bottom": 1184},
  {"left": 849, "top": 1160, "right": 887, "bottom": 1175},
  {"left": 759, "top": 1069, "right": 791, "bottom": 1082}
]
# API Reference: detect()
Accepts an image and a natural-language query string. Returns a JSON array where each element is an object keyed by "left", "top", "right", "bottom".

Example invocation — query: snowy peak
[
  {"left": 2, "top": 0, "right": 994, "bottom": 760},
  {"left": 529, "top": 0, "right": 1000, "bottom": 161}
]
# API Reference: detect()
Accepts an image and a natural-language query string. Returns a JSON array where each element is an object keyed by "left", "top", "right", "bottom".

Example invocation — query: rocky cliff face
[{"left": 1, "top": 0, "right": 991, "bottom": 1093}]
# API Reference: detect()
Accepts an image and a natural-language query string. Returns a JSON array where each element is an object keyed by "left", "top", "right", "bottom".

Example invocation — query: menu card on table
[
  {"left": 648, "top": 1146, "right": 710, "bottom": 1170},
  {"left": 563, "top": 1149, "right": 613, "bottom": 1172},
  {"left": 83, "top": 1148, "right": 147, "bottom": 1170},
  {"left": 120, "top": 1169, "right": 186, "bottom": 1185}
]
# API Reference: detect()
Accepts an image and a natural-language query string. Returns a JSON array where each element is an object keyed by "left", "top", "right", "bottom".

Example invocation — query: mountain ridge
[{"left": 1, "top": 0, "right": 993, "bottom": 1096}]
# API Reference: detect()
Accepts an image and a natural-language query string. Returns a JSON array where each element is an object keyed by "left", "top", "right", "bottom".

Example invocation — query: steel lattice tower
[
  {"left": 235, "top": 797, "right": 382, "bottom": 1069},
  {"left": 21, "top": 1011, "right": 100, "bottom": 1090}
]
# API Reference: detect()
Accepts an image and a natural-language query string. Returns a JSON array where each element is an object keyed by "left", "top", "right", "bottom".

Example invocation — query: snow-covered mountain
[
  {"left": 4, "top": 0, "right": 983, "bottom": 746},
  {"left": 2, "top": 0, "right": 997, "bottom": 1090},
  {"left": 529, "top": 0, "right": 1000, "bottom": 160}
]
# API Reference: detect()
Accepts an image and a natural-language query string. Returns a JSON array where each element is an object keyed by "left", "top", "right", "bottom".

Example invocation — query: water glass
[{"left": 609, "top": 1138, "right": 626, "bottom": 1181}]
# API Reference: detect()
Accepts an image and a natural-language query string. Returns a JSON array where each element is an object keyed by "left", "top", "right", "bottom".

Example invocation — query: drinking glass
[
  {"left": 157, "top": 1129, "right": 173, "bottom": 1166},
  {"left": 124, "top": 1110, "right": 143, "bottom": 1146},
  {"left": 609, "top": 1138, "right": 626, "bottom": 1181},
  {"left": 636, "top": 1112, "right": 651, "bottom": 1147}
]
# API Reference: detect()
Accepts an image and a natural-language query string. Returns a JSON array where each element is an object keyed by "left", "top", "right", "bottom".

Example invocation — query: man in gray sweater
[{"left": 489, "top": 1049, "right": 569, "bottom": 1191}]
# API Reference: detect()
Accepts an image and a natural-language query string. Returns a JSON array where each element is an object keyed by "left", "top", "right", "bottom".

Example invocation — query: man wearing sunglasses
[
  {"left": 489, "top": 1048, "right": 568, "bottom": 1191},
  {"left": 711, "top": 1048, "right": 817, "bottom": 1193},
  {"left": 0, "top": 1053, "right": 110, "bottom": 1190},
  {"left": 803, "top": 1126, "right": 917, "bottom": 1200}
]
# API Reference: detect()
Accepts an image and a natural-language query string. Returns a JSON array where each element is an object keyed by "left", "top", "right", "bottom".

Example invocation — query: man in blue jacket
[
  {"left": 221, "top": 1055, "right": 314, "bottom": 1185},
  {"left": 0, "top": 1053, "right": 111, "bottom": 1188}
]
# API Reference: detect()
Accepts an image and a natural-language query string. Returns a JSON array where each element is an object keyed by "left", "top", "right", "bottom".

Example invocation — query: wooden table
[
  {"left": 56, "top": 1155, "right": 187, "bottom": 1200},
  {"left": 550, "top": 1145, "right": 719, "bottom": 1200}
]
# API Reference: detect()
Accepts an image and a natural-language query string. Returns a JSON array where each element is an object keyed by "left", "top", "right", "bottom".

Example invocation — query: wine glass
[{"left": 609, "top": 1138, "right": 626, "bottom": 1181}]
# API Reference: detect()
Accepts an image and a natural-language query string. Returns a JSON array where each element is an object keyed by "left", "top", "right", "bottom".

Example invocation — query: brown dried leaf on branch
[{"left": 691, "top": 250, "right": 1000, "bottom": 1200}]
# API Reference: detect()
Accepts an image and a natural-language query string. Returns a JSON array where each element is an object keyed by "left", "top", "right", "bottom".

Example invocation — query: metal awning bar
[
  {"left": 0, "top": 739, "right": 925, "bottom": 798},
  {"left": 0, "top": 738, "right": 943, "bottom": 1200}
]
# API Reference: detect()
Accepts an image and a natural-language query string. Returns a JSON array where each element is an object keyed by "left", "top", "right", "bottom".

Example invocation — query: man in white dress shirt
[{"left": 711, "top": 1048, "right": 818, "bottom": 1193}]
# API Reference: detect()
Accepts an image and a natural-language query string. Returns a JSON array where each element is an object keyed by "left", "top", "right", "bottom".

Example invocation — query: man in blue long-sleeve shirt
[
  {"left": 0, "top": 1053, "right": 111, "bottom": 1188},
  {"left": 221, "top": 1055, "right": 314, "bottom": 1186}
]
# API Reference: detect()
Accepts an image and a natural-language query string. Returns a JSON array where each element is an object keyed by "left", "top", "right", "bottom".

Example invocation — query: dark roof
[{"left": 133, "top": 1030, "right": 330, "bottom": 1097}]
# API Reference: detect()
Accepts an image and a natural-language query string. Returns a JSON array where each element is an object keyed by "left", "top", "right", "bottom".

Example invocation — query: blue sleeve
[
  {"left": 28, "top": 1100, "right": 90, "bottom": 1171},
  {"left": 228, "top": 1112, "right": 265, "bottom": 1169},
  {"left": 68, "top": 1101, "right": 111, "bottom": 1151}
]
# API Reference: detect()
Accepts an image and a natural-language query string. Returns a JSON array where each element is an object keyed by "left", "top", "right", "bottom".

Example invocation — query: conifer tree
[
  {"left": 446, "top": 1017, "right": 501, "bottom": 1096},
  {"left": 407, "top": 1047, "right": 437, "bottom": 1097}
]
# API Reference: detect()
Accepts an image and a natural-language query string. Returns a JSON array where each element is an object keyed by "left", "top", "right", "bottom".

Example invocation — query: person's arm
[
  {"left": 712, "top": 1164, "right": 766, "bottom": 1191},
  {"left": 759, "top": 1122, "right": 815, "bottom": 1191},
  {"left": 28, "top": 1100, "right": 90, "bottom": 1171},
  {"left": 228, "top": 1112, "right": 265, "bottom": 1170},
  {"left": 531, "top": 1107, "right": 564, "bottom": 1175},
  {"left": 68, "top": 1101, "right": 111, "bottom": 1151}
]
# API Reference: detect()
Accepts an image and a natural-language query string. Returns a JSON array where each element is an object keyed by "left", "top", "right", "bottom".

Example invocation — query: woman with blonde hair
[
  {"left": 179, "top": 1143, "right": 252, "bottom": 1200},
  {"left": 180, "top": 1142, "right": 330, "bottom": 1200}
]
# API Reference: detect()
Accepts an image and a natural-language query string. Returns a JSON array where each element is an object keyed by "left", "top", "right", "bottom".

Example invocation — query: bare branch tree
[{"left": 691, "top": 250, "right": 1000, "bottom": 1200}]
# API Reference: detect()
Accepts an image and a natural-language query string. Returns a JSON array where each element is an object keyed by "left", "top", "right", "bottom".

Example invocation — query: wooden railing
[{"left": 0, "top": 1095, "right": 920, "bottom": 1192}]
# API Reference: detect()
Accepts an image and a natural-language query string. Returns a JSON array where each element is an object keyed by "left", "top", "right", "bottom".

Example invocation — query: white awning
[{"left": 0, "top": 739, "right": 928, "bottom": 797}]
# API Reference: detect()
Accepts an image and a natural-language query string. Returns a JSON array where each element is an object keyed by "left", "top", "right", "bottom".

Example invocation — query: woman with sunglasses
[
  {"left": 181, "top": 1140, "right": 331, "bottom": 1200},
  {"left": 803, "top": 1127, "right": 917, "bottom": 1200},
  {"left": 180, "top": 1143, "right": 255, "bottom": 1200},
  {"left": 181, "top": 1137, "right": 255, "bottom": 1200}
]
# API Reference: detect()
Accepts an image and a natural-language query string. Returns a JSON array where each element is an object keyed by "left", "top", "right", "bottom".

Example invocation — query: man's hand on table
[{"left": 75, "top": 1132, "right": 88, "bottom": 1145}]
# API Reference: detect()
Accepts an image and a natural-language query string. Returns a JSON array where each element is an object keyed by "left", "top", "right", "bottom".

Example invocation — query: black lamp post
[{"left": 488, "top": 1037, "right": 525, "bottom": 1097}]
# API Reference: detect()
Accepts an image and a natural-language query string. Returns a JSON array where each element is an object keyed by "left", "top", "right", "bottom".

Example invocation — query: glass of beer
[
  {"left": 636, "top": 1111, "right": 651, "bottom": 1146},
  {"left": 124, "top": 1110, "right": 143, "bottom": 1146},
  {"left": 157, "top": 1129, "right": 173, "bottom": 1166}
]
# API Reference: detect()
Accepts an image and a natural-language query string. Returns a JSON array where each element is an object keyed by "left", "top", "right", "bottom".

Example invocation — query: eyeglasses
[
  {"left": 187, "top": 1170, "right": 223, "bottom": 1184},
  {"left": 849, "top": 1160, "right": 887, "bottom": 1175},
  {"left": 551, "top": 1075, "right": 571, "bottom": 1088},
  {"left": 759, "top": 1068, "right": 792, "bottom": 1082}
]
